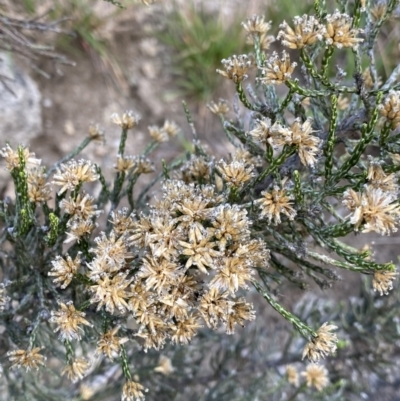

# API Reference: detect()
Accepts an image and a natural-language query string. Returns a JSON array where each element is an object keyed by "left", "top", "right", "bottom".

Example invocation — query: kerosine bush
[{"left": 1, "top": 0, "right": 400, "bottom": 400}]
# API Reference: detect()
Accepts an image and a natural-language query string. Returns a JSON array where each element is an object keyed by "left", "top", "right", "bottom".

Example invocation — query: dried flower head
[
  {"left": 180, "top": 234, "right": 220, "bottom": 275},
  {"left": 248, "top": 117, "right": 273, "bottom": 143},
  {"left": 362, "top": 67, "right": 382, "bottom": 89},
  {"left": 246, "top": 32, "right": 275, "bottom": 50},
  {"left": 255, "top": 182, "right": 296, "bottom": 225},
  {"left": 0, "top": 144, "right": 41, "bottom": 171},
  {"left": 216, "top": 159, "right": 254, "bottom": 189},
  {"left": 242, "top": 15, "right": 271, "bottom": 35},
  {"left": 96, "top": 326, "right": 129, "bottom": 360},
  {"left": 367, "top": 159, "right": 398, "bottom": 194},
  {"left": 27, "top": 168, "right": 51, "bottom": 203},
  {"left": 170, "top": 314, "right": 202, "bottom": 344},
  {"left": 278, "top": 15, "right": 325, "bottom": 49},
  {"left": 180, "top": 154, "right": 213, "bottom": 183},
  {"left": 122, "top": 380, "right": 147, "bottom": 401},
  {"left": 62, "top": 358, "right": 91, "bottom": 382},
  {"left": 207, "top": 99, "right": 230, "bottom": 115},
  {"left": 302, "top": 322, "right": 338, "bottom": 363},
  {"left": 269, "top": 118, "right": 321, "bottom": 167},
  {"left": 370, "top": 2, "right": 387, "bottom": 22},
  {"left": 60, "top": 192, "right": 101, "bottom": 220},
  {"left": 88, "top": 124, "right": 105, "bottom": 144},
  {"left": 217, "top": 55, "right": 251, "bottom": 84},
  {"left": 89, "top": 273, "right": 133, "bottom": 314},
  {"left": 373, "top": 270, "right": 398, "bottom": 295},
  {"left": 91, "top": 231, "right": 133, "bottom": 270},
  {"left": 286, "top": 365, "right": 299, "bottom": 387},
  {"left": 64, "top": 218, "right": 98, "bottom": 244},
  {"left": 52, "top": 159, "right": 99, "bottom": 195},
  {"left": 111, "top": 111, "right": 140, "bottom": 130},
  {"left": 343, "top": 186, "right": 400, "bottom": 235},
  {"left": 115, "top": 155, "right": 136, "bottom": 174},
  {"left": 258, "top": 51, "right": 297, "bottom": 85},
  {"left": 162, "top": 120, "right": 180, "bottom": 137},
  {"left": 302, "top": 364, "right": 329, "bottom": 391},
  {"left": 7, "top": 347, "right": 46, "bottom": 371},
  {"left": 324, "top": 10, "right": 364, "bottom": 49},
  {"left": 225, "top": 298, "right": 255, "bottom": 334},
  {"left": 50, "top": 301, "right": 92, "bottom": 341},
  {"left": 49, "top": 253, "right": 81, "bottom": 289},
  {"left": 209, "top": 257, "right": 254, "bottom": 294},
  {"left": 378, "top": 90, "right": 400, "bottom": 129},
  {"left": 132, "top": 156, "right": 155, "bottom": 175},
  {"left": 289, "top": 118, "right": 321, "bottom": 167},
  {"left": 154, "top": 355, "right": 174, "bottom": 375},
  {"left": 148, "top": 125, "right": 169, "bottom": 143}
]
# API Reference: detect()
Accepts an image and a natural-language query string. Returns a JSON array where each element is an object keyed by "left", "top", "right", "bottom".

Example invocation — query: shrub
[{"left": 1, "top": 1, "right": 400, "bottom": 400}]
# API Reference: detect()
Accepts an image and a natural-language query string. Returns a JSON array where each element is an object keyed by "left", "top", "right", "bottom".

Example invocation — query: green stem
[
  {"left": 47, "top": 137, "right": 91, "bottom": 178},
  {"left": 253, "top": 281, "right": 316, "bottom": 338},
  {"left": 324, "top": 95, "right": 338, "bottom": 179}
]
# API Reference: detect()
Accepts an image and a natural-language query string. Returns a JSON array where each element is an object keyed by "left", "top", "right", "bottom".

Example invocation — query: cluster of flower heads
[
  {"left": 286, "top": 363, "right": 329, "bottom": 391},
  {"left": 218, "top": 10, "right": 364, "bottom": 86},
  {"left": 248, "top": 117, "right": 322, "bottom": 167},
  {"left": 90, "top": 180, "right": 269, "bottom": 350},
  {"left": 343, "top": 160, "right": 400, "bottom": 236}
]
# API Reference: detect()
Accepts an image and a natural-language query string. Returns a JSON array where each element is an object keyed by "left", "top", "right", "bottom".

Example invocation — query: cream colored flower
[
  {"left": 302, "top": 364, "right": 329, "bottom": 391},
  {"left": 96, "top": 326, "right": 129, "bottom": 360},
  {"left": 62, "top": 358, "right": 91, "bottom": 382},
  {"left": 343, "top": 186, "right": 400, "bottom": 235},
  {"left": 7, "top": 347, "right": 46, "bottom": 371},
  {"left": 121, "top": 380, "right": 147, "bottom": 401},
  {"left": 258, "top": 51, "right": 296, "bottom": 85},
  {"left": 373, "top": 270, "right": 398, "bottom": 295},
  {"left": 255, "top": 183, "right": 296, "bottom": 225},
  {"left": 302, "top": 322, "right": 338, "bottom": 363},
  {"left": 324, "top": 10, "right": 363, "bottom": 49},
  {"left": 50, "top": 301, "right": 92, "bottom": 341},
  {"left": 52, "top": 159, "right": 99, "bottom": 195},
  {"left": 217, "top": 55, "right": 251, "bottom": 83},
  {"left": 111, "top": 111, "right": 139, "bottom": 130},
  {"left": 0, "top": 144, "right": 41, "bottom": 171},
  {"left": 278, "top": 15, "right": 325, "bottom": 49},
  {"left": 286, "top": 365, "right": 299, "bottom": 387},
  {"left": 154, "top": 355, "right": 174, "bottom": 375},
  {"left": 378, "top": 90, "right": 400, "bottom": 129},
  {"left": 49, "top": 253, "right": 81, "bottom": 289}
]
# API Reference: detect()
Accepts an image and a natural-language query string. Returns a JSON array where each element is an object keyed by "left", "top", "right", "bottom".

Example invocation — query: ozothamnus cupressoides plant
[{"left": 1, "top": 0, "right": 400, "bottom": 399}]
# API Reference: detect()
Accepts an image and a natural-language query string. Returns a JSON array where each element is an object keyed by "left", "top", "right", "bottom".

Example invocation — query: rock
[{"left": 0, "top": 53, "right": 42, "bottom": 147}]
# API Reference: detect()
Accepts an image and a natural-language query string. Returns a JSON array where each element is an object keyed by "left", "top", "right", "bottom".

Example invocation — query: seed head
[
  {"left": 62, "top": 358, "right": 91, "bottom": 383},
  {"left": 278, "top": 15, "right": 325, "bottom": 49},
  {"left": 302, "top": 322, "right": 338, "bottom": 363},
  {"left": 207, "top": 99, "right": 230, "bottom": 116},
  {"left": 52, "top": 159, "right": 99, "bottom": 195},
  {"left": 258, "top": 51, "right": 297, "bottom": 85},
  {"left": 96, "top": 326, "right": 129, "bottom": 360},
  {"left": 324, "top": 10, "right": 364, "bottom": 49},
  {"left": 111, "top": 111, "right": 140, "bottom": 130},
  {"left": 255, "top": 182, "right": 297, "bottom": 225},
  {"left": 49, "top": 253, "right": 82, "bottom": 289},
  {"left": 373, "top": 270, "right": 398, "bottom": 295},
  {"left": 378, "top": 90, "right": 400, "bottom": 129},
  {"left": 286, "top": 365, "right": 299, "bottom": 387},
  {"left": 50, "top": 301, "right": 92, "bottom": 341},
  {"left": 121, "top": 380, "right": 147, "bottom": 401},
  {"left": 302, "top": 364, "right": 329, "bottom": 391},
  {"left": 217, "top": 55, "right": 251, "bottom": 84},
  {"left": 7, "top": 347, "right": 46, "bottom": 371}
]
